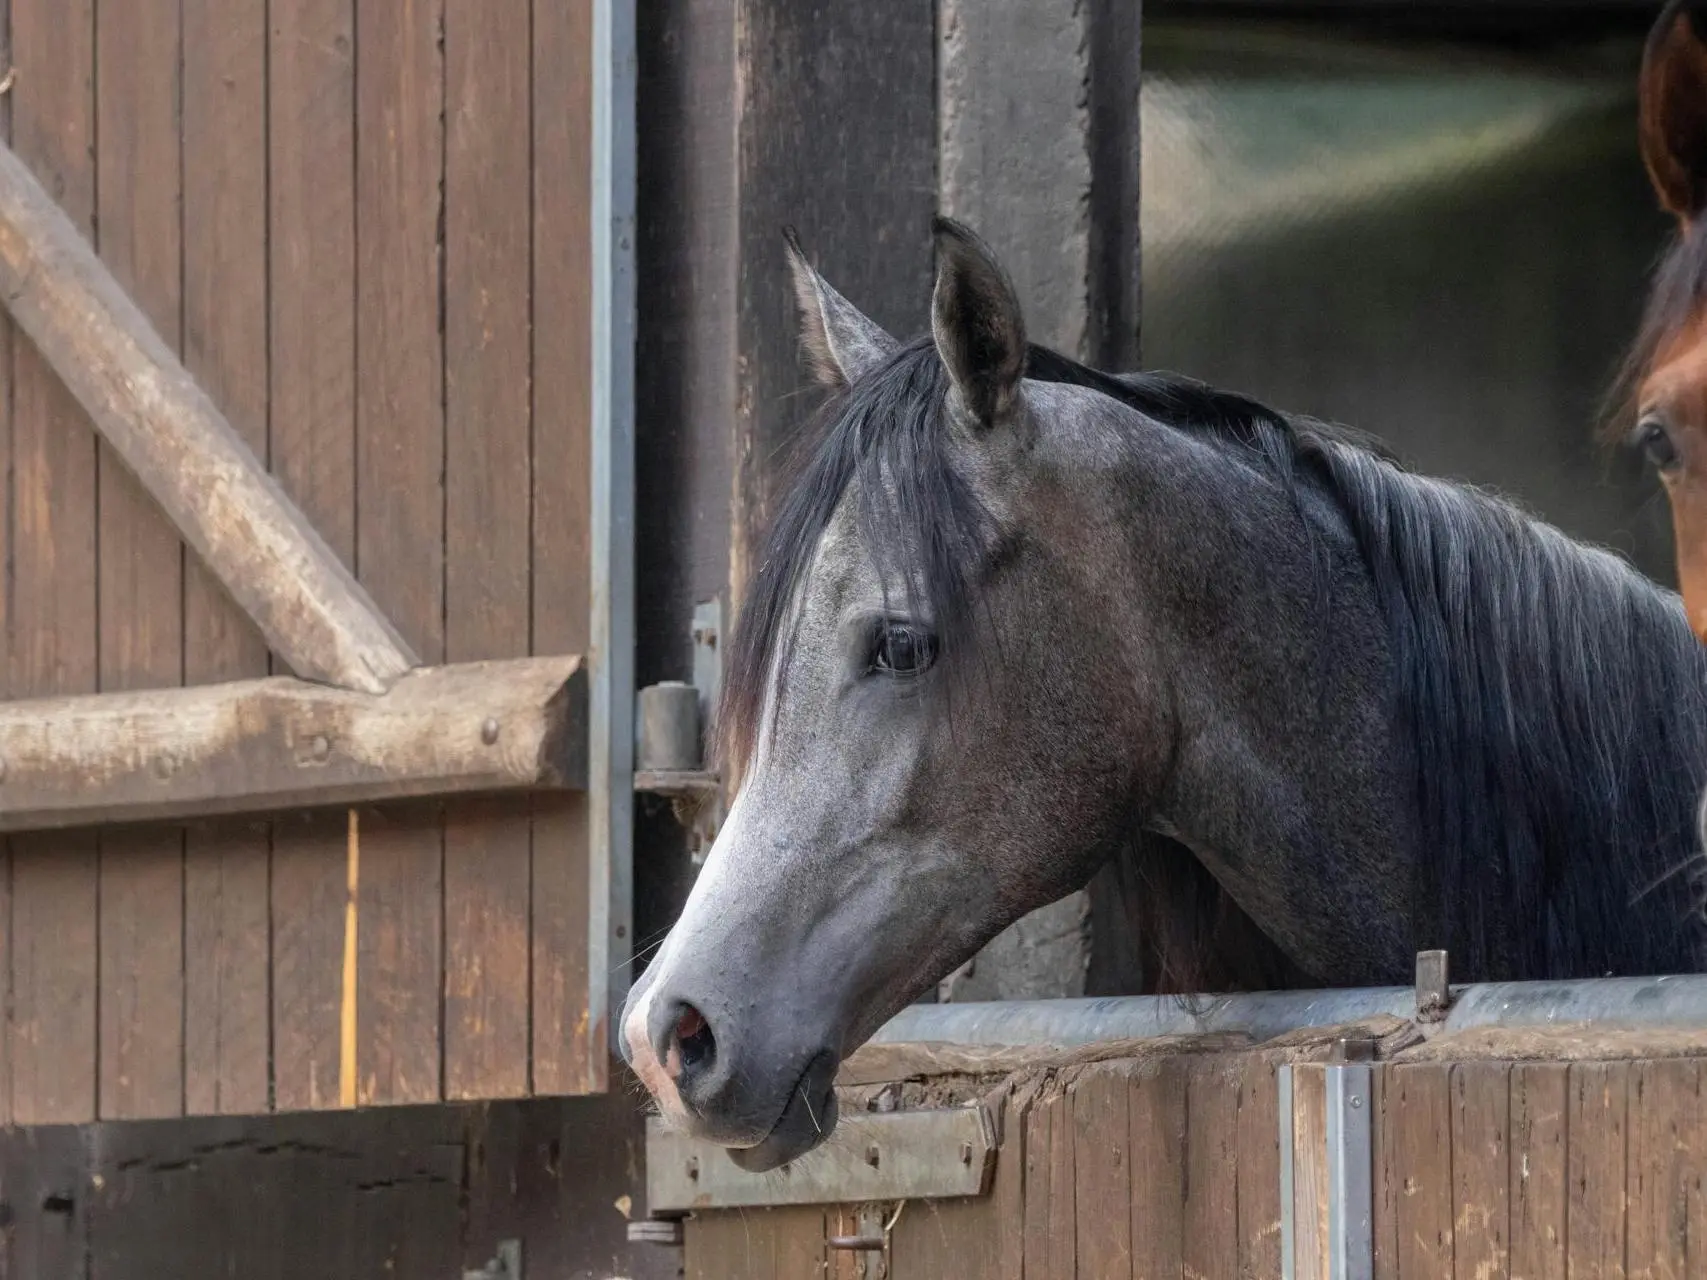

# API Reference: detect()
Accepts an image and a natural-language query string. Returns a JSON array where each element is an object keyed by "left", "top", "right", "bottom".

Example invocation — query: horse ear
[
  {"left": 1640, "top": 0, "right": 1707, "bottom": 222},
  {"left": 784, "top": 227, "right": 898, "bottom": 387},
  {"left": 930, "top": 217, "right": 1027, "bottom": 428}
]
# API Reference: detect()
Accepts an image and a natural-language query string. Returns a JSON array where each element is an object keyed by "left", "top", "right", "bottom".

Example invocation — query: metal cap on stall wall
[{"left": 636, "top": 680, "right": 702, "bottom": 773}]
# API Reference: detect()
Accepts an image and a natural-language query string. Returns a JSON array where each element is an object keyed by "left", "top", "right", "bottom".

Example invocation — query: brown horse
[{"left": 1622, "top": 0, "right": 1707, "bottom": 636}]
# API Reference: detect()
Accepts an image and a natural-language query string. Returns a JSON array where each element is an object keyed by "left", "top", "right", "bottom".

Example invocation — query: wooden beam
[
  {"left": 0, "top": 137, "right": 416, "bottom": 695},
  {"left": 0, "top": 656, "right": 585, "bottom": 832}
]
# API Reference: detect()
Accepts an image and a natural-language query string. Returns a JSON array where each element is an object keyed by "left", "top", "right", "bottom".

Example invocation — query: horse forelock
[{"left": 1606, "top": 218, "right": 1707, "bottom": 438}]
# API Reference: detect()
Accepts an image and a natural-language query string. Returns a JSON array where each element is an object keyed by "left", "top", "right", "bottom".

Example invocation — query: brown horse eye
[
  {"left": 1632, "top": 416, "right": 1680, "bottom": 472},
  {"left": 874, "top": 623, "right": 935, "bottom": 675}
]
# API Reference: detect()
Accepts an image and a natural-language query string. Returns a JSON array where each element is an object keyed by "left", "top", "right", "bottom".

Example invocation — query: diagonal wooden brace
[{"left": 0, "top": 138, "right": 415, "bottom": 693}]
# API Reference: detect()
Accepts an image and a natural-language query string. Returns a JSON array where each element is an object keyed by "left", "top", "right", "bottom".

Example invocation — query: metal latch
[{"left": 829, "top": 1206, "right": 892, "bottom": 1280}]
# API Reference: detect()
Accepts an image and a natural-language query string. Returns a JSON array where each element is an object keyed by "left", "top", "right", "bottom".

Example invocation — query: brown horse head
[{"left": 1624, "top": 0, "right": 1707, "bottom": 637}]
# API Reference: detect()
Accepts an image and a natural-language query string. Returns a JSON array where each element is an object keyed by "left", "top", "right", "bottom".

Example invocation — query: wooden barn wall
[
  {"left": 0, "top": 1095, "right": 674, "bottom": 1280},
  {"left": 0, "top": 0, "right": 599, "bottom": 1124},
  {"left": 682, "top": 1053, "right": 1707, "bottom": 1279}
]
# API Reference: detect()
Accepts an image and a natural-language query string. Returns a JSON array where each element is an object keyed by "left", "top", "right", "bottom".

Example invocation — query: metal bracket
[
  {"left": 462, "top": 1239, "right": 521, "bottom": 1280},
  {"left": 645, "top": 1104, "right": 996, "bottom": 1212},
  {"left": 1415, "top": 948, "right": 1451, "bottom": 1022},
  {"left": 634, "top": 597, "right": 725, "bottom": 863}
]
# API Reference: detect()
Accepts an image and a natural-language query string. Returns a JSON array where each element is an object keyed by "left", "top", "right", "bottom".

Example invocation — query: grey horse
[{"left": 622, "top": 218, "right": 1707, "bottom": 1171}]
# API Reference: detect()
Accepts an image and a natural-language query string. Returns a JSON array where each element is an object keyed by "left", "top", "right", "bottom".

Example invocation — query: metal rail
[
  {"left": 870, "top": 971, "right": 1707, "bottom": 1048},
  {"left": 590, "top": 0, "right": 639, "bottom": 1045}
]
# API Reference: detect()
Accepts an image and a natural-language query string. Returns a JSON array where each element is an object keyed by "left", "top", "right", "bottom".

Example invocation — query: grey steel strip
[
  {"left": 1326, "top": 1065, "right": 1373, "bottom": 1280},
  {"left": 590, "top": 0, "right": 639, "bottom": 1032},
  {"left": 1278, "top": 1064, "right": 1296, "bottom": 1280},
  {"left": 870, "top": 972, "right": 1707, "bottom": 1048}
]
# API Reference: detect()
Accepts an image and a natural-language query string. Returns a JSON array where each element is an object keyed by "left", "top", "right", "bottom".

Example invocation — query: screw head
[
  {"left": 481, "top": 717, "right": 501, "bottom": 745},
  {"left": 1350, "top": 1095, "right": 1363, "bottom": 1109}
]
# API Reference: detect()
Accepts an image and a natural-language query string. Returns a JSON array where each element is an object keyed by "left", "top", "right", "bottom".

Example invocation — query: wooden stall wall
[
  {"left": 681, "top": 1051, "right": 1707, "bottom": 1280},
  {"left": 0, "top": 0, "right": 600, "bottom": 1123}
]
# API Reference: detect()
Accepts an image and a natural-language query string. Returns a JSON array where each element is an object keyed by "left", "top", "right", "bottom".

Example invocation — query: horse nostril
[{"left": 674, "top": 1003, "right": 716, "bottom": 1073}]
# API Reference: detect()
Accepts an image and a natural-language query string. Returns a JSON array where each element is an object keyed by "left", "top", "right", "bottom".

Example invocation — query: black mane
[{"left": 725, "top": 338, "right": 1707, "bottom": 980}]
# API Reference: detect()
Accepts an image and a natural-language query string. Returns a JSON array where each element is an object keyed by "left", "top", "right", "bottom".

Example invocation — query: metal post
[
  {"left": 1326, "top": 1065, "right": 1373, "bottom": 1280},
  {"left": 1279, "top": 1063, "right": 1373, "bottom": 1280},
  {"left": 1279, "top": 1064, "right": 1296, "bottom": 1280},
  {"left": 590, "top": 0, "right": 638, "bottom": 1044}
]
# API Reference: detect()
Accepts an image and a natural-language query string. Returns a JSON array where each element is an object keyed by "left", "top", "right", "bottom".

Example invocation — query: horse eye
[
  {"left": 873, "top": 623, "right": 935, "bottom": 675},
  {"left": 1631, "top": 415, "right": 1681, "bottom": 472}
]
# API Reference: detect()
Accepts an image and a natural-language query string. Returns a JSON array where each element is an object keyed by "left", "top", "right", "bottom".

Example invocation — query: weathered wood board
[
  {"left": 684, "top": 1033, "right": 1707, "bottom": 1280},
  {"left": 0, "top": 0, "right": 598, "bottom": 1119}
]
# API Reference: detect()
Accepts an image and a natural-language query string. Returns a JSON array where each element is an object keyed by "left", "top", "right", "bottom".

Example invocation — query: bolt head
[{"left": 481, "top": 717, "right": 501, "bottom": 745}]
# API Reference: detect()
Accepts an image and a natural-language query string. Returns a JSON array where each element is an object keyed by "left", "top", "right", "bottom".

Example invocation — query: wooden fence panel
[
  {"left": 1509, "top": 1063, "right": 1569, "bottom": 1280},
  {"left": 1626, "top": 1058, "right": 1702, "bottom": 1280},
  {"left": 0, "top": 0, "right": 599, "bottom": 1116},
  {"left": 1451, "top": 1062, "right": 1511, "bottom": 1280},
  {"left": 352, "top": 0, "right": 447, "bottom": 1110},
  {"left": 6, "top": 0, "right": 100, "bottom": 1128},
  {"left": 267, "top": 0, "right": 360, "bottom": 1116},
  {"left": 680, "top": 1047, "right": 1707, "bottom": 1280},
  {"left": 181, "top": 0, "right": 272, "bottom": 1118},
  {"left": 442, "top": 0, "right": 534, "bottom": 1104},
  {"left": 1567, "top": 1063, "right": 1630, "bottom": 1278},
  {"left": 529, "top": 0, "right": 598, "bottom": 1100},
  {"left": 94, "top": 0, "right": 187, "bottom": 1124}
]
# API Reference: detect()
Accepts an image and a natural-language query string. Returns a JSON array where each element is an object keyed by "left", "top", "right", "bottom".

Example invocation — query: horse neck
[{"left": 1332, "top": 460, "right": 1707, "bottom": 979}]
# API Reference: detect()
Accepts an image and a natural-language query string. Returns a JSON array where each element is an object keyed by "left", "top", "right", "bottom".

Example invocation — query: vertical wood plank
[
  {"left": 1185, "top": 1059, "right": 1241, "bottom": 1280},
  {"left": 1074, "top": 1066, "right": 1133, "bottom": 1278},
  {"left": 1452, "top": 1062, "right": 1511, "bottom": 1280},
  {"left": 530, "top": 0, "right": 597, "bottom": 1096},
  {"left": 1626, "top": 1059, "right": 1701, "bottom": 1280},
  {"left": 0, "top": 0, "right": 12, "bottom": 1130},
  {"left": 1129, "top": 1058, "right": 1186, "bottom": 1280},
  {"left": 1292, "top": 1064, "right": 1331, "bottom": 1280},
  {"left": 354, "top": 0, "right": 446, "bottom": 1107},
  {"left": 1567, "top": 1062, "right": 1628, "bottom": 1280},
  {"left": 94, "top": 0, "right": 187, "bottom": 1122},
  {"left": 890, "top": 1098, "right": 1018, "bottom": 1278},
  {"left": 268, "top": 0, "right": 358, "bottom": 1113},
  {"left": 1373, "top": 1066, "right": 1399, "bottom": 1280},
  {"left": 1510, "top": 1064, "right": 1568, "bottom": 1280},
  {"left": 1049, "top": 1081, "right": 1077, "bottom": 1280},
  {"left": 1024, "top": 1088, "right": 1057, "bottom": 1280},
  {"left": 1389, "top": 1064, "right": 1455, "bottom": 1279},
  {"left": 442, "top": 0, "right": 533, "bottom": 1103},
  {"left": 6, "top": 0, "right": 99, "bottom": 1128},
  {"left": 1238, "top": 1055, "right": 1283, "bottom": 1279},
  {"left": 685, "top": 1208, "right": 824, "bottom": 1280},
  {"left": 181, "top": 0, "right": 271, "bottom": 1118}
]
